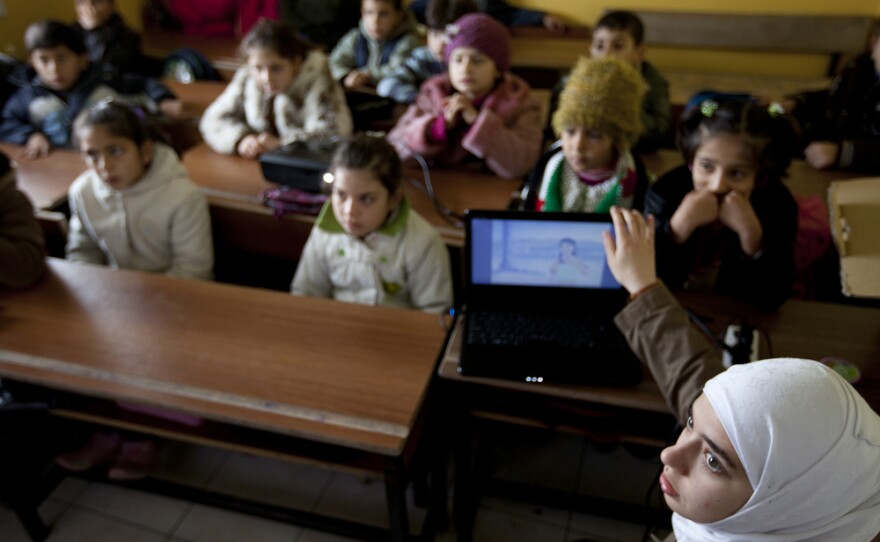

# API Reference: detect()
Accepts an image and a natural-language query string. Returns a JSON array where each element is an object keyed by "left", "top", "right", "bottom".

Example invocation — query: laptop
[{"left": 459, "top": 210, "right": 643, "bottom": 386}]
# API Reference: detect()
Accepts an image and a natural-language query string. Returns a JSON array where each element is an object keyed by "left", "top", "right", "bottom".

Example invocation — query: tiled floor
[{"left": 0, "top": 428, "right": 672, "bottom": 542}]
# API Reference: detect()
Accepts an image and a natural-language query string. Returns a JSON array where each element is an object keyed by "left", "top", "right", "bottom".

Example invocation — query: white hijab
[{"left": 673, "top": 358, "right": 880, "bottom": 542}]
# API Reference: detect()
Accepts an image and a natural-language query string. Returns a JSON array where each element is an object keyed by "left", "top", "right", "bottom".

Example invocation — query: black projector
[{"left": 259, "top": 140, "right": 338, "bottom": 192}]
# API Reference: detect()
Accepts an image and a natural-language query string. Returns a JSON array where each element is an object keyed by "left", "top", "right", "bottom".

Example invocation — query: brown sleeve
[
  {"left": 614, "top": 284, "right": 724, "bottom": 423},
  {"left": 0, "top": 172, "right": 45, "bottom": 287}
]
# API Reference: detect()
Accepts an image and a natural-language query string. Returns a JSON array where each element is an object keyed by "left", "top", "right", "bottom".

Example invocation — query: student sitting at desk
[
  {"left": 292, "top": 134, "right": 453, "bottom": 313},
  {"left": 73, "top": 0, "right": 155, "bottom": 76},
  {"left": 645, "top": 100, "right": 798, "bottom": 310},
  {"left": 602, "top": 206, "right": 880, "bottom": 542},
  {"left": 526, "top": 57, "right": 648, "bottom": 213},
  {"left": 66, "top": 101, "right": 213, "bottom": 280},
  {"left": 0, "top": 154, "right": 45, "bottom": 287},
  {"left": 783, "top": 25, "right": 880, "bottom": 173},
  {"left": 388, "top": 13, "right": 543, "bottom": 179},
  {"left": 199, "top": 19, "right": 352, "bottom": 159},
  {"left": 0, "top": 20, "right": 181, "bottom": 160}
]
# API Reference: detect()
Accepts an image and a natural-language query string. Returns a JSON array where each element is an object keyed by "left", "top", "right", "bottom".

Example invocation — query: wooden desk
[
  {"left": 0, "top": 258, "right": 446, "bottom": 540},
  {"left": 665, "top": 71, "right": 830, "bottom": 108},
  {"left": 0, "top": 144, "right": 85, "bottom": 211},
  {"left": 641, "top": 148, "right": 865, "bottom": 200},
  {"left": 164, "top": 79, "right": 226, "bottom": 119},
  {"left": 182, "top": 142, "right": 520, "bottom": 256}
]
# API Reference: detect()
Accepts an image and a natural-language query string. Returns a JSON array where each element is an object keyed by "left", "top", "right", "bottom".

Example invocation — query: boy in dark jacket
[
  {"left": 0, "top": 20, "right": 180, "bottom": 159},
  {"left": 73, "top": 0, "right": 144, "bottom": 74}
]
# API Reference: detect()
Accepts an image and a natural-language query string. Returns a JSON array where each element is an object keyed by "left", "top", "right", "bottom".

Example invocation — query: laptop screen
[{"left": 470, "top": 215, "right": 621, "bottom": 289}]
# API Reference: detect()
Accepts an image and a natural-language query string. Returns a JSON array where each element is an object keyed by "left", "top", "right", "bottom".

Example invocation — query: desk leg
[
  {"left": 452, "top": 408, "right": 478, "bottom": 542},
  {"left": 14, "top": 506, "right": 49, "bottom": 542},
  {"left": 384, "top": 458, "right": 410, "bottom": 542}
]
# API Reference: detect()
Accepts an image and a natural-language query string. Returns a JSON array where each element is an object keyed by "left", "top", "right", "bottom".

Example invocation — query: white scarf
[{"left": 673, "top": 358, "right": 880, "bottom": 541}]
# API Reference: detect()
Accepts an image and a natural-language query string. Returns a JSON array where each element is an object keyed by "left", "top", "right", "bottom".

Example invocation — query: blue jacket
[{"left": 0, "top": 64, "right": 175, "bottom": 148}]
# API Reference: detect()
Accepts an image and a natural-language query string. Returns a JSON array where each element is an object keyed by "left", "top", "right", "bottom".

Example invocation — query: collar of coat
[{"left": 315, "top": 195, "right": 411, "bottom": 237}]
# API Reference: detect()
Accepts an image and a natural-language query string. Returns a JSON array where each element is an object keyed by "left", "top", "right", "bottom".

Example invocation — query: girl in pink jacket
[{"left": 387, "top": 13, "right": 542, "bottom": 179}]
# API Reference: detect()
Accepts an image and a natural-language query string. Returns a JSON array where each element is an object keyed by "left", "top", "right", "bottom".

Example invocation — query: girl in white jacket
[
  {"left": 67, "top": 101, "right": 213, "bottom": 280},
  {"left": 291, "top": 134, "right": 453, "bottom": 313}
]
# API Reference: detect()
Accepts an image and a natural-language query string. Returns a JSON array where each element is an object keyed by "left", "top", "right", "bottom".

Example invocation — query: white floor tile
[
  {"left": 208, "top": 452, "right": 331, "bottom": 510},
  {"left": 173, "top": 503, "right": 301, "bottom": 542},
  {"left": 313, "top": 471, "right": 426, "bottom": 532},
  {"left": 74, "top": 482, "right": 190, "bottom": 532},
  {"left": 484, "top": 427, "right": 586, "bottom": 493},
  {"left": 568, "top": 512, "right": 649, "bottom": 542},
  {"left": 49, "top": 478, "right": 91, "bottom": 503},
  {"left": 471, "top": 505, "right": 567, "bottom": 542},
  {"left": 152, "top": 441, "right": 229, "bottom": 489},
  {"left": 479, "top": 495, "right": 568, "bottom": 527},
  {"left": 40, "top": 507, "right": 167, "bottom": 542},
  {"left": 296, "top": 528, "right": 361, "bottom": 542},
  {"left": 0, "top": 500, "right": 68, "bottom": 542}
]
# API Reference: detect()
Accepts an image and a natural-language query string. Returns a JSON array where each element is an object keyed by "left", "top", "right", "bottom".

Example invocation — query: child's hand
[
  {"left": 602, "top": 207, "right": 657, "bottom": 295},
  {"left": 237, "top": 134, "right": 264, "bottom": 159},
  {"left": 443, "top": 94, "right": 477, "bottom": 128},
  {"left": 669, "top": 190, "right": 719, "bottom": 244},
  {"left": 542, "top": 14, "right": 567, "bottom": 33},
  {"left": 804, "top": 141, "right": 840, "bottom": 170},
  {"left": 256, "top": 132, "right": 280, "bottom": 153},
  {"left": 343, "top": 70, "right": 371, "bottom": 89},
  {"left": 719, "top": 191, "right": 763, "bottom": 257},
  {"left": 159, "top": 99, "right": 184, "bottom": 118},
  {"left": 22, "top": 132, "right": 50, "bottom": 159}
]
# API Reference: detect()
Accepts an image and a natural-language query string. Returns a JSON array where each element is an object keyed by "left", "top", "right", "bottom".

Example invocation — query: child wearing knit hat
[
  {"left": 387, "top": 12, "right": 543, "bottom": 179},
  {"left": 525, "top": 56, "right": 649, "bottom": 213}
]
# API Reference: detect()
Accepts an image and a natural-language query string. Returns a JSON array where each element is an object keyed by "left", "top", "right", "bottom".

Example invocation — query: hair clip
[
  {"left": 700, "top": 100, "right": 719, "bottom": 118},
  {"left": 444, "top": 23, "right": 459, "bottom": 38},
  {"left": 767, "top": 102, "right": 786, "bottom": 118}
]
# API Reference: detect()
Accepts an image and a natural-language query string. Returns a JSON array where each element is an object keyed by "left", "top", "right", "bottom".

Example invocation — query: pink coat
[{"left": 388, "top": 73, "right": 543, "bottom": 179}]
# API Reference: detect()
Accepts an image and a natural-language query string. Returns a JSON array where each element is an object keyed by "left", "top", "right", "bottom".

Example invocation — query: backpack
[{"left": 163, "top": 47, "right": 221, "bottom": 83}]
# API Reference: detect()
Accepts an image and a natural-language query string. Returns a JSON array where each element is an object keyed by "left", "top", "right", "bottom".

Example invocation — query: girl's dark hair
[
  {"left": 425, "top": 0, "right": 477, "bottom": 30},
  {"left": 25, "top": 20, "right": 87, "bottom": 55},
  {"left": 241, "top": 18, "right": 311, "bottom": 60},
  {"left": 678, "top": 99, "right": 797, "bottom": 181},
  {"left": 72, "top": 101, "right": 155, "bottom": 148},
  {"left": 330, "top": 134, "right": 402, "bottom": 195}
]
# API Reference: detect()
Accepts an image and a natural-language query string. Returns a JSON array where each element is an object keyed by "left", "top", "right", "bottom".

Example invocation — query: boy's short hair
[
  {"left": 330, "top": 134, "right": 401, "bottom": 195},
  {"left": 240, "top": 19, "right": 310, "bottom": 61},
  {"left": 364, "top": 0, "right": 404, "bottom": 11},
  {"left": 25, "top": 20, "right": 87, "bottom": 55},
  {"left": 425, "top": 0, "right": 477, "bottom": 30},
  {"left": 678, "top": 99, "right": 797, "bottom": 181},
  {"left": 595, "top": 11, "right": 645, "bottom": 45}
]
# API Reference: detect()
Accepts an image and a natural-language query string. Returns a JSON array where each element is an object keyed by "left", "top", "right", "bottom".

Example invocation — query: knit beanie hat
[
  {"left": 551, "top": 56, "right": 645, "bottom": 150},
  {"left": 445, "top": 13, "right": 510, "bottom": 73}
]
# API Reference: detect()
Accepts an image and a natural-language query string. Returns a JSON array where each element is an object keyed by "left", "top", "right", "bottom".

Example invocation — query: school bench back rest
[{"left": 626, "top": 11, "right": 875, "bottom": 76}]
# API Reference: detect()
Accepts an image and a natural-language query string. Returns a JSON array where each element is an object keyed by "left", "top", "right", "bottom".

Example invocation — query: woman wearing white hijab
[{"left": 602, "top": 206, "right": 880, "bottom": 542}]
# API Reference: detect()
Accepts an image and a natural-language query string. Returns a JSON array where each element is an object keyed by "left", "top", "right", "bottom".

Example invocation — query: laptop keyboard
[{"left": 466, "top": 311, "right": 626, "bottom": 350}]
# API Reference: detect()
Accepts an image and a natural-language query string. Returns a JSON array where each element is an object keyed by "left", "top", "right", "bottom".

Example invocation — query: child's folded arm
[
  {"left": 462, "top": 99, "right": 543, "bottom": 179},
  {"left": 199, "top": 70, "right": 252, "bottom": 155}
]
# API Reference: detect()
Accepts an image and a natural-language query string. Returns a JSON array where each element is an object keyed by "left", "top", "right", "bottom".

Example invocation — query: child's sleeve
[
  {"left": 0, "top": 178, "right": 44, "bottom": 287},
  {"left": 484, "top": 0, "right": 544, "bottom": 26},
  {"left": 0, "top": 92, "right": 38, "bottom": 145},
  {"left": 406, "top": 225, "right": 453, "bottom": 313},
  {"left": 837, "top": 138, "right": 880, "bottom": 173},
  {"left": 638, "top": 66, "right": 671, "bottom": 153},
  {"left": 376, "top": 51, "right": 429, "bottom": 104},
  {"left": 462, "top": 94, "right": 543, "bottom": 179},
  {"left": 387, "top": 84, "right": 448, "bottom": 160},
  {"left": 167, "top": 191, "right": 214, "bottom": 280},
  {"left": 372, "top": 32, "right": 423, "bottom": 82},
  {"left": 329, "top": 28, "right": 361, "bottom": 81},
  {"left": 291, "top": 229, "right": 334, "bottom": 298},
  {"left": 65, "top": 189, "right": 108, "bottom": 266},
  {"left": 198, "top": 70, "right": 253, "bottom": 155}
]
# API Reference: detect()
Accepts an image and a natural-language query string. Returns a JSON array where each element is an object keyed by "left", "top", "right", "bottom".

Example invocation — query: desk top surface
[
  {"left": 0, "top": 259, "right": 446, "bottom": 456},
  {"left": 182, "top": 142, "right": 519, "bottom": 246},
  {"left": 0, "top": 144, "right": 85, "bottom": 211},
  {"left": 440, "top": 292, "right": 880, "bottom": 414}
]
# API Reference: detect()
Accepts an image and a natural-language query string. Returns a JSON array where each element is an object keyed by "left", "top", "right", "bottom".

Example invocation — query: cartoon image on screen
[{"left": 470, "top": 218, "right": 620, "bottom": 289}]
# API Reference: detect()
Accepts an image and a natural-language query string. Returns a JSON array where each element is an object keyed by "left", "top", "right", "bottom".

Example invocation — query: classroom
[{"left": 1, "top": 0, "right": 879, "bottom": 541}]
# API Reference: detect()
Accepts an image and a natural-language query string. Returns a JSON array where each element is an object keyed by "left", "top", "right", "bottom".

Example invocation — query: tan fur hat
[{"left": 551, "top": 56, "right": 645, "bottom": 149}]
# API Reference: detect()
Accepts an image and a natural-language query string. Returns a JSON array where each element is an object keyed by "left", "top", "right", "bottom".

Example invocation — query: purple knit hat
[{"left": 444, "top": 13, "right": 511, "bottom": 73}]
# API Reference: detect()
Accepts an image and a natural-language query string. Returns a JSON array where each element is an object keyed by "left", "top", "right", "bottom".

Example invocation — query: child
[
  {"left": 376, "top": 0, "right": 477, "bottom": 104},
  {"left": 548, "top": 11, "right": 670, "bottom": 152},
  {"left": 645, "top": 99, "right": 798, "bottom": 310},
  {"left": 602, "top": 206, "right": 880, "bottom": 542},
  {"left": 66, "top": 101, "right": 213, "bottom": 280},
  {"left": 409, "top": 0, "right": 567, "bottom": 33},
  {"left": 73, "top": 0, "right": 146, "bottom": 75},
  {"left": 550, "top": 238, "right": 588, "bottom": 284},
  {"left": 200, "top": 19, "right": 353, "bottom": 159},
  {"left": 291, "top": 134, "right": 453, "bottom": 313},
  {"left": 388, "top": 13, "right": 543, "bottom": 180},
  {"left": 783, "top": 25, "right": 880, "bottom": 173},
  {"left": 527, "top": 57, "right": 648, "bottom": 213},
  {"left": 0, "top": 154, "right": 45, "bottom": 287},
  {"left": 0, "top": 20, "right": 180, "bottom": 159},
  {"left": 328, "top": 0, "right": 422, "bottom": 89}
]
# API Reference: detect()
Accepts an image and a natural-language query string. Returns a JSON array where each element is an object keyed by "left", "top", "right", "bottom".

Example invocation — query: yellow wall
[{"left": 2, "top": 0, "right": 877, "bottom": 75}]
